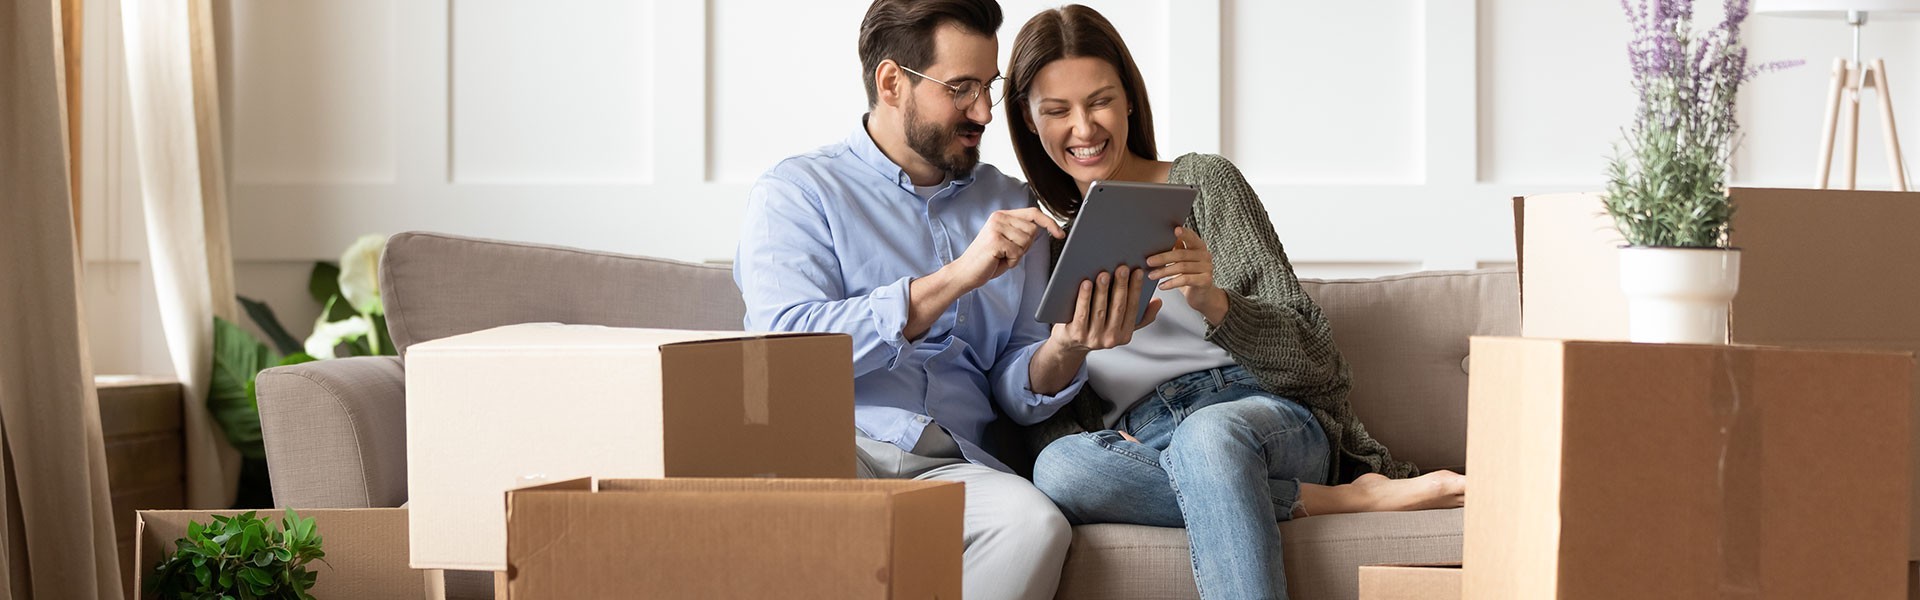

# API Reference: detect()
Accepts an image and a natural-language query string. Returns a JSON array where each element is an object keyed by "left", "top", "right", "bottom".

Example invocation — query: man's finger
[
  {"left": 1119, "top": 267, "right": 1144, "bottom": 336},
  {"left": 1071, "top": 278, "right": 1094, "bottom": 336},
  {"left": 1136, "top": 298, "right": 1162, "bottom": 330},
  {"left": 1105, "top": 268, "right": 1131, "bottom": 335},
  {"left": 1091, "top": 271, "right": 1113, "bottom": 336},
  {"left": 996, "top": 230, "right": 1036, "bottom": 256},
  {"left": 1009, "top": 208, "right": 1067, "bottom": 239},
  {"left": 1003, "top": 215, "right": 1038, "bottom": 239},
  {"left": 1017, "top": 208, "right": 1067, "bottom": 239}
]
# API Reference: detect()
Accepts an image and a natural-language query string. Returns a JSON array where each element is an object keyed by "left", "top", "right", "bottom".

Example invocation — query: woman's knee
[{"left": 1033, "top": 433, "right": 1117, "bottom": 499}]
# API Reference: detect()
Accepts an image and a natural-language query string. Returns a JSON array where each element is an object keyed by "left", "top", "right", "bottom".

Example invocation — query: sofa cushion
[
  {"left": 1056, "top": 508, "right": 1464, "bottom": 600},
  {"left": 380, "top": 232, "right": 746, "bottom": 355},
  {"left": 1301, "top": 269, "right": 1518, "bottom": 473}
]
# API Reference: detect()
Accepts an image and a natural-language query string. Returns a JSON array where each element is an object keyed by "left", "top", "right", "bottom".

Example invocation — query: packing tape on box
[
  {"left": 742, "top": 337, "right": 770, "bottom": 425},
  {"left": 1711, "top": 349, "right": 1761, "bottom": 597}
]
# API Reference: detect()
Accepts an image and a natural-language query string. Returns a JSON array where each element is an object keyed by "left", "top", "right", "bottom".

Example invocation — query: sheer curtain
[
  {"left": 119, "top": 0, "right": 241, "bottom": 509},
  {"left": 0, "top": 0, "right": 125, "bottom": 597}
]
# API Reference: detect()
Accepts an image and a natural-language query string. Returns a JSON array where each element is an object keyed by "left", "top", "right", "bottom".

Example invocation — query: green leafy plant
[
  {"left": 147, "top": 509, "right": 327, "bottom": 600},
  {"left": 210, "top": 234, "right": 395, "bottom": 507}
]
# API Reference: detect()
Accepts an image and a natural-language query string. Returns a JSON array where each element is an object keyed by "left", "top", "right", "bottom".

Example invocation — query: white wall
[{"left": 82, "top": 0, "right": 1920, "bottom": 375}]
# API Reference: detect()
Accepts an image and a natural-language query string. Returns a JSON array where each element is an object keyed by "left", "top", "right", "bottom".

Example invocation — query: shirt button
[{"left": 958, "top": 314, "right": 967, "bottom": 325}]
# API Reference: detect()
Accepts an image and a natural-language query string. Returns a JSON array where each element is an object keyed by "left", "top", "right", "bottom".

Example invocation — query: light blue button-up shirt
[{"left": 734, "top": 119, "right": 1086, "bottom": 473}]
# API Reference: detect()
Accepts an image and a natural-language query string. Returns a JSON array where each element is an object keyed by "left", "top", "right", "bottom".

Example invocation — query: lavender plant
[{"left": 1606, "top": 0, "right": 1799, "bottom": 247}]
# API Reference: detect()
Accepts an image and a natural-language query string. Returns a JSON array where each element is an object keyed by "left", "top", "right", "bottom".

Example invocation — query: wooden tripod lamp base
[{"left": 1819, "top": 57, "right": 1910, "bottom": 191}]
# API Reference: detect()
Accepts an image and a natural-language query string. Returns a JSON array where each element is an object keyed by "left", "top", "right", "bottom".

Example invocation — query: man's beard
[{"left": 904, "top": 97, "right": 984, "bottom": 180}]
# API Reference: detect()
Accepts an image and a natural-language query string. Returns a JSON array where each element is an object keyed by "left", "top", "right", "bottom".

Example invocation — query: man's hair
[{"left": 858, "top": 0, "right": 1004, "bottom": 107}]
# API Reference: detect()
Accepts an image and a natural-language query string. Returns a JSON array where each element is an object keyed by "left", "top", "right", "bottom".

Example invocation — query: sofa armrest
[{"left": 257, "top": 356, "right": 408, "bottom": 509}]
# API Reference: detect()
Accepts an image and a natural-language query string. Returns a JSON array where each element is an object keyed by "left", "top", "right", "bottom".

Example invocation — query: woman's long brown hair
[{"left": 1004, "top": 5, "right": 1157, "bottom": 220}]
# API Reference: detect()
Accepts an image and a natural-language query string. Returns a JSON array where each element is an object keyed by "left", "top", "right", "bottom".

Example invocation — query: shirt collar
[{"left": 850, "top": 114, "right": 976, "bottom": 193}]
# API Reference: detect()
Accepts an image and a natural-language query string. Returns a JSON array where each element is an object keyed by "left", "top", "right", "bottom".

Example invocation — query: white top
[{"left": 1086, "top": 286, "right": 1238, "bottom": 427}]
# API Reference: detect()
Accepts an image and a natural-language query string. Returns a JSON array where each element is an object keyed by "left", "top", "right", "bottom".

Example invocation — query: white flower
[
  {"left": 339, "top": 234, "right": 387, "bottom": 316},
  {"left": 305, "top": 315, "right": 372, "bottom": 360}
]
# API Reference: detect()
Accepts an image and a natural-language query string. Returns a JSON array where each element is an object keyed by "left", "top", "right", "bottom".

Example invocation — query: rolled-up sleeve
[
  {"left": 987, "top": 236, "right": 1085, "bottom": 425},
  {"left": 735, "top": 175, "right": 924, "bottom": 376}
]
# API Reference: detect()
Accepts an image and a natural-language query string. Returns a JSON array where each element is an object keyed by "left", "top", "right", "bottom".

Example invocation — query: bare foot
[{"left": 1351, "top": 470, "right": 1466, "bottom": 512}]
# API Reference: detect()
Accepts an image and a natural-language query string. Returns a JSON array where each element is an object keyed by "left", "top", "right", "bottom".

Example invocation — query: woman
[{"left": 1007, "top": 6, "right": 1466, "bottom": 599}]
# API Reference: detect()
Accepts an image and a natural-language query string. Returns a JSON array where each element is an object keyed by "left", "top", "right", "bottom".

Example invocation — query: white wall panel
[
  {"left": 1226, "top": 0, "right": 1424, "bottom": 184},
  {"left": 1478, "top": 0, "right": 1631, "bottom": 185},
  {"left": 229, "top": 0, "right": 396, "bottom": 184},
  {"left": 450, "top": 0, "right": 656, "bottom": 183},
  {"left": 708, "top": 0, "right": 871, "bottom": 183}
]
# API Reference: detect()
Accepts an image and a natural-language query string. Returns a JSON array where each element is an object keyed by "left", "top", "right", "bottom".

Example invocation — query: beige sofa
[{"left": 258, "top": 231, "right": 1518, "bottom": 600}]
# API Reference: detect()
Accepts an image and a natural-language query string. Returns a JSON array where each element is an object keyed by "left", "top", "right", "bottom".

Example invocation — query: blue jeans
[{"left": 1033, "top": 365, "right": 1331, "bottom": 600}]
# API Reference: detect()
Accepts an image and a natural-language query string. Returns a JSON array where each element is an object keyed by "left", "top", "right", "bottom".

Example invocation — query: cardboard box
[
  {"left": 134, "top": 508, "right": 423, "bottom": 599},
  {"left": 1359, "top": 564, "right": 1461, "bottom": 600},
  {"left": 406, "top": 324, "right": 857, "bottom": 571},
  {"left": 1515, "top": 188, "right": 1920, "bottom": 559},
  {"left": 501, "top": 477, "right": 962, "bottom": 599},
  {"left": 1465, "top": 337, "right": 1911, "bottom": 598}
]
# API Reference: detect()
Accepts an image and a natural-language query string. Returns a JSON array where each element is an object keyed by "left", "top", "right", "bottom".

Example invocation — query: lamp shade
[{"left": 1754, "top": 0, "right": 1920, "bottom": 17}]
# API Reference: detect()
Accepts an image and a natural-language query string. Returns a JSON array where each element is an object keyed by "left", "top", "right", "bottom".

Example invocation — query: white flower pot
[{"left": 1617, "top": 247, "right": 1742, "bottom": 345}]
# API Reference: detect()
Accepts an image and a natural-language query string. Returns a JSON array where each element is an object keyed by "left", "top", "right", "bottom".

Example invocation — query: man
[{"left": 733, "top": 1, "right": 1152, "bottom": 598}]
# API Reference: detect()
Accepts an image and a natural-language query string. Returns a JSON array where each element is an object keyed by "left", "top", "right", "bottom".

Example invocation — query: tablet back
[{"left": 1034, "top": 181, "right": 1198, "bottom": 323}]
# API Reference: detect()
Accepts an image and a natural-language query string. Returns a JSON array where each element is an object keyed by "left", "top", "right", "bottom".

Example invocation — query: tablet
[{"left": 1034, "top": 181, "right": 1199, "bottom": 324}]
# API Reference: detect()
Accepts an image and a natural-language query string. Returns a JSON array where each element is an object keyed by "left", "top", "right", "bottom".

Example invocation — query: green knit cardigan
[{"left": 1019, "top": 153, "right": 1418, "bottom": 483}]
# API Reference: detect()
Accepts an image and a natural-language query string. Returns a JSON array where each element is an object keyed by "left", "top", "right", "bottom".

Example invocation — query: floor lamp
[{"left": 1756, "top": 0, "right": 1918, "bottom": 191}]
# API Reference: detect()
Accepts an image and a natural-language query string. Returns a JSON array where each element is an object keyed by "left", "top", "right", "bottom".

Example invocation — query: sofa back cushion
[
  {"left": 380, "top": 232, "right": 746, "bottom": 356},
  {"left": 1300, "top": 268, "right": 1518, "bottom": 473}
]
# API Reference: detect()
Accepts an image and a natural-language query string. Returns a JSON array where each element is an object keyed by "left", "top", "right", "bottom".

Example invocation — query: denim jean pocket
[
  {"left": 1123, "top": 398, "right": 1168, "bottom": 435},
  {"left": 1083, "top": 430, "right": 1161, "bottom": 467}
]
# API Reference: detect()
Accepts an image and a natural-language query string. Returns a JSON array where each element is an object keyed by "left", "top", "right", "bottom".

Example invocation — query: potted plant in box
[
  {"left": 147, "top": 509, "right": 325, "bottom": 599},
  {"left": 1605, "top": 0, "right": 1796, "bottom": 344}
]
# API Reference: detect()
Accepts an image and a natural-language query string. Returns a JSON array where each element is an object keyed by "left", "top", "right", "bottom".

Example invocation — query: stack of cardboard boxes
[
  {"left": 405, "top": 324, "right": 963, "bottom": 598},
  {"left": 133, "top": 324, "right": 965, "bottom": 599},
  {"left": 1363, "top": 188, "right": 1919, "bottom": 599}
]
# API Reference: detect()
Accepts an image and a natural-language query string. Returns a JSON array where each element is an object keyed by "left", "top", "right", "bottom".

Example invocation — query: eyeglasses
[{"left": 897, "top": 63, "right": 1005, "bottom": 111}]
